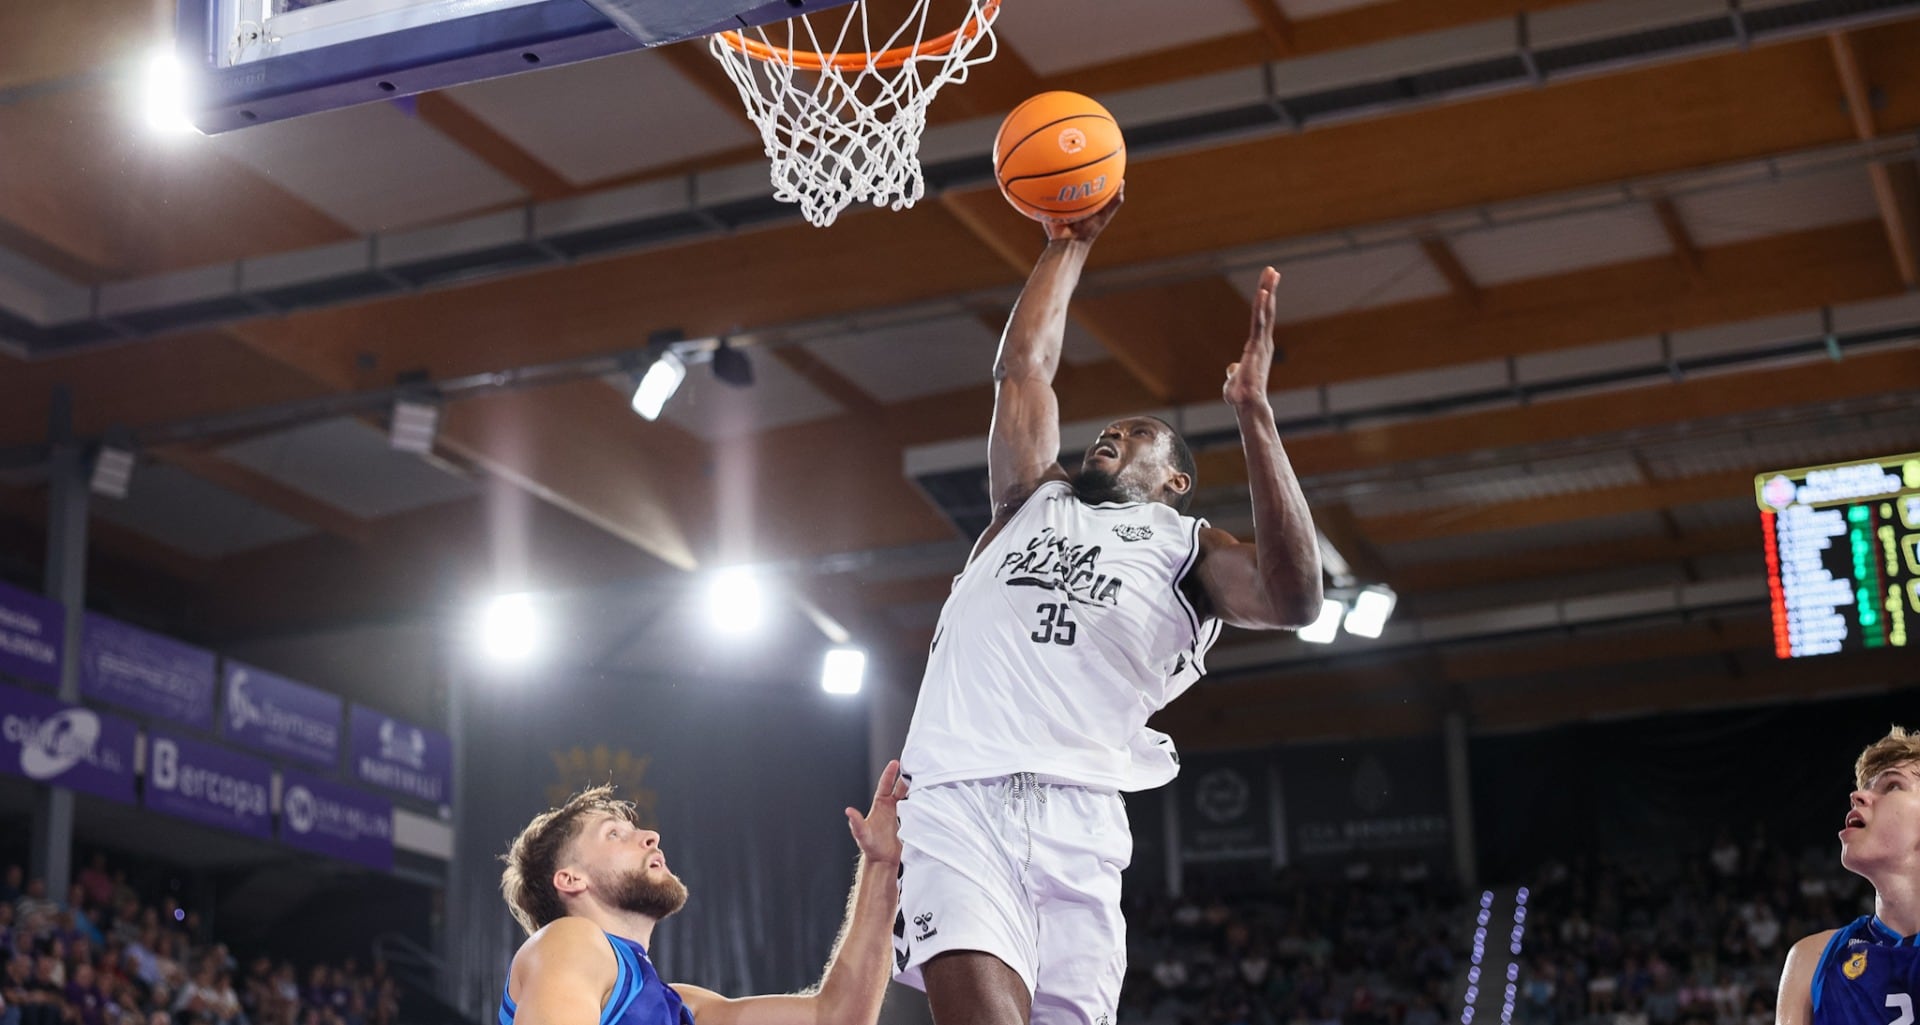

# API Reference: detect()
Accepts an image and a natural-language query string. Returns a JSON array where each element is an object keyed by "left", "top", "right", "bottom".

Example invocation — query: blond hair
[
  {"left": 1854, "top": 726, "right": 1920, "bottom": 790},
  {"left": 499, "top": 785, "right": 641, "bottom": 935}
]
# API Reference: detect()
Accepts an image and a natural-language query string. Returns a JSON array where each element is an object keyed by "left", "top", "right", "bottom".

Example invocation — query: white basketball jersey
[{"left": 901, "top": 480, "right": 1223, "bottom": 793}]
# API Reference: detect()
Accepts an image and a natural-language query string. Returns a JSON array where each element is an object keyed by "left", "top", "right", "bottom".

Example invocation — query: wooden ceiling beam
[
  {"left": 1238, "top": 0, "right": 1297, "bottom": 58},
  {"left": 1390, "top": 524, "right": 1756, "bottom": 594},
  {"left": 937, "top": 188, "right": 1185, "bottom": 400},
  {"left": 1054, "top": 0, "right": 1595, "bottom": 99},
  {"left": 412, "top": 93, "right": 576, "bottom": 202},
  {"left": 1202, "top": 344, "right": 1920, "bottom": 486},
  {"left": 1829, "top": 30, "right": 1920, "bottom": 288},
  {"left": 1355, "top": 468, "right": 1758, "bottom": 545},
  {"left": 770, "top": 347, "right": 885, "bottom": 419},
  {"left": 140, "top": 36, "right": 1912, "bottom": 389},
  {"left": 150, "top": 447, "right": 374, "bottom": 547},
  {"left": 1417, "top": 234, "right": 1481, "bottom": 310},
  {"left": 1652, "top": 196, "right": 1704, "bottom": 282}
]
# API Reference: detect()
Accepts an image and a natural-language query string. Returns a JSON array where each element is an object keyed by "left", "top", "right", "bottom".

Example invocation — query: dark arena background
[{"left": 2, "top": 3, "right": 1920, "bottom": 1025}]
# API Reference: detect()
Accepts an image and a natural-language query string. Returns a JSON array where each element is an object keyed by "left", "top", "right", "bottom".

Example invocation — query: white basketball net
[{"left": 708, "top": 0, "right": 1002, "bottom": 228}]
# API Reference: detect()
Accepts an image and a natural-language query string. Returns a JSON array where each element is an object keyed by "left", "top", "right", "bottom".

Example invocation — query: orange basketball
[{"left": 993, "top": 91, "right": 1126, "bottom": 223}]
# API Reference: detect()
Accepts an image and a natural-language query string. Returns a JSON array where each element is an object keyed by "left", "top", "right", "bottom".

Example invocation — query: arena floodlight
[
  {"left": 1343, "top": 585, "right": 1398, "bottom": 639},
  {"left": 707, "top": 567, "right": 763, "bottom": 635},
  {"left": 142, "top": 48, "right": 198, "bottom": 136},
  {"left": 821, "top": 647, "right": 866, "bottom": 695},
  {"left": 389, "top": 395, "right": 440, "bottom": 454},
  {"left": 478, "top": 592, "right": 543, "bottom": 665},
  {"left": 631, "top": 351, "right": 686, "bottom": 421},
  {"left": 1298, "top": 598, "right": 1344, "bottom": 644},
  {"left": 89, "top": 444, "right": 136, "bottom": 500}
]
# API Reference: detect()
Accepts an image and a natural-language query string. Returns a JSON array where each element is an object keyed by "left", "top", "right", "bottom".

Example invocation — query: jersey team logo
[
  {"left": 1844, "top": 950, "right": 1868, "bottom": 979},
  {"left": 1112, "top": 524, "right": 1153, "bottom": 542}
]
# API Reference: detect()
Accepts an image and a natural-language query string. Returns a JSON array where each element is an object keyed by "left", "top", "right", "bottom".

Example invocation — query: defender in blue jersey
[
  {"left": 498, "top": 761, "right": 906, "bottom": 1025},
  {"left": 1778, "top": 728, "right": 1920, "bottom": 1025}
]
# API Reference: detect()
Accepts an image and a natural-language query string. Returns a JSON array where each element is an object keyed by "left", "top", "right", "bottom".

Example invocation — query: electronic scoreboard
[{"left": 1757, "top": 453, "right": 1920, "bottom": 658}]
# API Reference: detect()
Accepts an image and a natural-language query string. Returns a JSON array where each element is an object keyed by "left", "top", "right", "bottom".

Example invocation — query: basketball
[{"left": 993, "top": 91, "right": 1127, "bottom": 223}]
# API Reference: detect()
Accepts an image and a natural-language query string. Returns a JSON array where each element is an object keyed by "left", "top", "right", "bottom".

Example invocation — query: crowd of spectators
[
  {"left": 1122, "top": 828, "right": 1869, "bottom": 1025},
  {"left": 0, "top": 856, "right": 399, "bottom": 1025}
]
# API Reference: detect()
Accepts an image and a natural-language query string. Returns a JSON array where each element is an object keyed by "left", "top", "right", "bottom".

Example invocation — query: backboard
[{"left": 178, "top": 0, "right": 857, "bottom": 134}]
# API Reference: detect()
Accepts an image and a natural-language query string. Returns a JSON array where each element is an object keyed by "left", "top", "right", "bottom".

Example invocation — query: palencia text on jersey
[{"left": 995, "top": 527, "right": 1128, "bottom": 607}]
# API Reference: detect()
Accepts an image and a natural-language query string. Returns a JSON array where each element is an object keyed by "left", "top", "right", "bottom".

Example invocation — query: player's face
[
  {"left": 1080, "top": 418, "right": 1183, "bottom": 501},
  {"left": 1840, "top": 762, "right": 1920, "bottom": 877},
  {"left": 576, "top": 813, "right": 688, "bottom": 919}
]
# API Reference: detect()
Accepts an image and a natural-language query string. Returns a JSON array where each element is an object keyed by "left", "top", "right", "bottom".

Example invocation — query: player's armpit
[
  {"left": 509, "top": 918, "right": 619, "bottom": 1025},
  {"left": 1776, "top": 929, "right": 1837, "bottom": 1025},
  {"left": 670, "top": 986, "right": 817, "bottom": 1025}
]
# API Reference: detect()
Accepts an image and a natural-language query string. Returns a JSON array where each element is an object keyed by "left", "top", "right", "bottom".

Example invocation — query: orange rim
[{"left": 715, "top": 0, "right": 1001, "bottom": 71}]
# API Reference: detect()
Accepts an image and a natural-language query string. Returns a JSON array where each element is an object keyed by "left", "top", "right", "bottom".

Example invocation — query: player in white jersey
[{"left": 893, "top": 188, "right": 1325, "bottom": 1025}]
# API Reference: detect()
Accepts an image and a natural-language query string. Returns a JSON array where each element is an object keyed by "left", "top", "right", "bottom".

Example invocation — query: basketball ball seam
[
  {"left": 1009, "top": 194, "right": 1113, "bottom": 219},
  {"left": 995, "top": 113, "right": 1118, "bottom": 178},
  {"left": 998, "top": 147, "right": 1127, "bottom": 190}
]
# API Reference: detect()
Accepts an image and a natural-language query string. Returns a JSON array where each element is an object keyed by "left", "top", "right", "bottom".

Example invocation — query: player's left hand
[
  {"left": 1224, "top": 266, "right": 1280, "bottom": 411},
  {"left": 846, "top": 759, "right": 908, "bottom": 865}
]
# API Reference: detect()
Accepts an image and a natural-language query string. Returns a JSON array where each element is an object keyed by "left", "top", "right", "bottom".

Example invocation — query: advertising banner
[
  {"left": 79, "top": 614, "right": 216, "bottom": 729},
  {"left": 222, "top": 661, "right": 341, "bottom": 767},
  {"left": 349, "top": 706, "right": 452, "bottom": 805},
  {"left": 0, "top": 682, "right": 136, "bottom": 803},
  {"left": 280, "top": 769, "right": 394, "bottom": 870},
  {"left": 145, "top": 731, "right": 274, "bottom": 839}
]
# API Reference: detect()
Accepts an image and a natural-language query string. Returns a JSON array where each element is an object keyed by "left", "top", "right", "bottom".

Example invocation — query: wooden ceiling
[{"left": 2, "top": 0, "right": 1918, "bottom": 748}]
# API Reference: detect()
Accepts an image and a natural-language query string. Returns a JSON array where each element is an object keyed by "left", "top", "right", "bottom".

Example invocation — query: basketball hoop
[{"left": 709, "top": 0, "right": 1003, "bottom": 227}]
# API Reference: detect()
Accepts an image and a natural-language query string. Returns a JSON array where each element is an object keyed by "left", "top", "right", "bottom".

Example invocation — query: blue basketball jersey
[
  {"left": 1813, "top": 916, "right": 1920, "bottom": 1025},
  {"left": 500, "top": 932, "right": 694, "bottom": 1025}
]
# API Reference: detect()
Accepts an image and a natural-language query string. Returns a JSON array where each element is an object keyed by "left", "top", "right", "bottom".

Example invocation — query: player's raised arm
[
  {"left": 1189, "top": 267, "right": 1324, "bottom": 630},
  {"left": 671, "top": 762, "right": 907, "bottom": 1025},
  {"left": 985, "top": 188, "right": 1126, "bottom": 524},
  {"left": 508, "top": 918, "right": 619, "bottom": 1025}
]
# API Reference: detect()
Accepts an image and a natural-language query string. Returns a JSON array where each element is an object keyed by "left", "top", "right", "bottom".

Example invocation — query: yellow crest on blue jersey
[{"left": 1844, "top": 951, "right": 1868, "bottom": 980}]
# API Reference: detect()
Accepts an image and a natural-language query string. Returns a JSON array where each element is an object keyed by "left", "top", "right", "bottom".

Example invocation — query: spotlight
[
  {"left": 1343, "top": 584, "right": 1397, "bottom": 639},
  {"left": 389, "top": 394, "right": 440, "bottom": 454},
  {"left": 631, "top": 351, "right": 686, "bottom": 421},
  {"left": 478, "top": 593, "right": 543, "bottom": 665},
  {"left": 710, "top": 339, "right": 753, "bottom": 388},
  {"left": 821, "top": 647, "right": 866, "bottom": 695},
  {"left": 707, "top": 567, "right": 763, "bottom": 635},
  {"left": 89, "top": 444, "right": 136, "bottom": 500},
  {"left": 142, "top": 47, "right": 198, "bottom": 136},
  {"left": 1298, "top": 598, "right": 1344, "bottom": 644}
]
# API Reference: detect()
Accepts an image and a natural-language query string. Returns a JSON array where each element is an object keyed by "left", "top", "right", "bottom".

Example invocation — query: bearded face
[{"left": 605, "top": 861, "right": 688, "bottom": 920}]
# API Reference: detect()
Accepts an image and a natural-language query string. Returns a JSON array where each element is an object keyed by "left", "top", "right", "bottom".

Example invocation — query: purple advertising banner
[
  {"left": 350, "top": 706, "right": 452, "bottom": 805},
  {"left": 0, "top": 580, "right": 63, "bottom": 687},
  {"left": 280, "top": 770, "right": 394, "bottom": 871},
  {"left": 80, "top": 614, "right": 216, "bottom": 730},
  {"left": 0, "top": 681, "right": 137, "bottom": 803},
  {"left": 144, "top": 731, "right": 273, "bottom": 839},
  {"left": 221, "top": 661, "right": 340, "bottom": 767}
]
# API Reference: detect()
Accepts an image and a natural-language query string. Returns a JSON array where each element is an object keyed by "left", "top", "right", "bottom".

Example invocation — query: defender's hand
[
  {"left": 846, "top": 760, "right": 908, "bottom": 865},
  {"left": 1224, "top": 266, "right": 1280, "bottom": 410},
  {"left": 1042, "top": 183, "right": 1125, "bottom": 244}
]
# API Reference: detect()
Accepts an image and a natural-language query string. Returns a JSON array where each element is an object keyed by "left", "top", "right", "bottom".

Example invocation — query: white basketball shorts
[{"left": 892, "top": 773, "right": 1132, "bottom": 1025}]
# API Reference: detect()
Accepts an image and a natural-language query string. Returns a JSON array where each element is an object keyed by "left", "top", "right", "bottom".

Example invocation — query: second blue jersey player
[{"left": 1778, "top": 728, "right": 1920, "bottom": 1025}]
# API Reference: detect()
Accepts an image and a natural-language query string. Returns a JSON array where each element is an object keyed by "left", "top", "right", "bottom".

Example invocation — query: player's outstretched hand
[
  {"left": 846, "top": 759, "right": 908, "bottom": 865},
  {"left": 1224, "top": 266, "right": 1280, "bottom": 410},
  {"left": 1044, "top": 182, "right": 1125, "bottom": 244}
]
